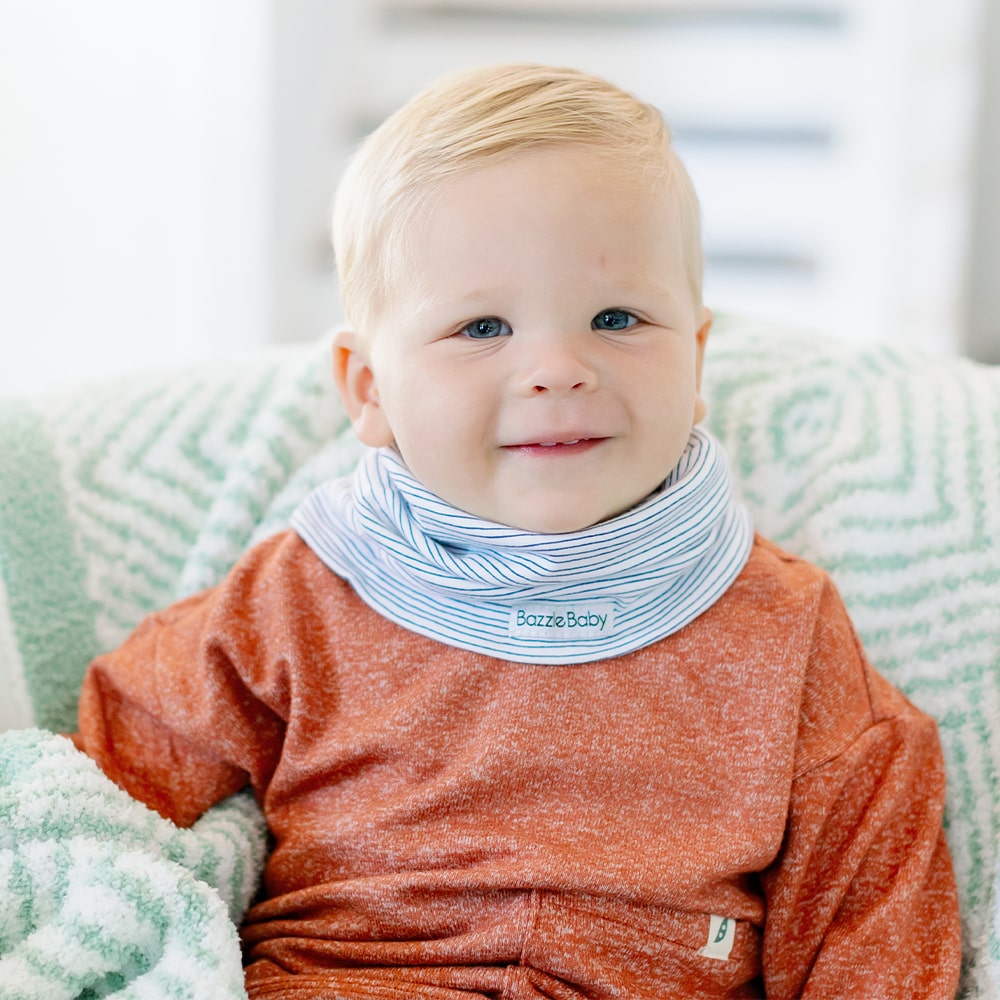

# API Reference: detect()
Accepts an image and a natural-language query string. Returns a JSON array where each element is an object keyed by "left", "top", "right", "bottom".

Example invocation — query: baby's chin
[{"left": 482, "top": 490, "right": 665, "bottom": 536}]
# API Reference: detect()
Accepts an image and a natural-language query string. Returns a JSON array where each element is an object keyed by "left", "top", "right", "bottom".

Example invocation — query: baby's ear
[
  {"left": 693, "top": 307, "right": 712, "bottom": 425},
  {"left": 331, "top": 331, "right": 395, "bottom": 447}
]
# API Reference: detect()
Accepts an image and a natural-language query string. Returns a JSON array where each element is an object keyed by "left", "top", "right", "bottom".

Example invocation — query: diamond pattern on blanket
[
  {"left": 704, "top": 315, "right": 1000, "bottom": 998},
  {"left": 40, "top": 347, "right": 353, "bottom": 656}
]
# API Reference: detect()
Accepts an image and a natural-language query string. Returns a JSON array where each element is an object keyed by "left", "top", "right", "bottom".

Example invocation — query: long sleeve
[
  {"left": 761, "top": 583, "right": 961, "bottom": 998},
  {"left": 74, "top": 533, "right": 295, "bottom": 827}
]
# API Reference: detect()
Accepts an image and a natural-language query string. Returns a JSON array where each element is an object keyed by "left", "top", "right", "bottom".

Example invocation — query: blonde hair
[{"left": 332, "top": 62, "right": 703, "bottom": 333}]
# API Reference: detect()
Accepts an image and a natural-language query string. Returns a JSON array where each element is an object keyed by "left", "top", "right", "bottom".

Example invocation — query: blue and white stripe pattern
[{"left": 291, "top": 427, "right": 754, "bottom": 664}]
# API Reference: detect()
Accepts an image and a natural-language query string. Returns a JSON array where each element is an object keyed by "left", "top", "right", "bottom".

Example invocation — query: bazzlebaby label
[{"left": 508, "top": 603, "right": 616, "bottom": 641}]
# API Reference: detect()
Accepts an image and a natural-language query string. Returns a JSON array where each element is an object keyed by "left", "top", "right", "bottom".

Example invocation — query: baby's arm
[
  {"left": 74, "top": 534, "right": 291, "bottom": 828},
  {"left": 760, "top": 585, "right": 961, "bottom": 997}
]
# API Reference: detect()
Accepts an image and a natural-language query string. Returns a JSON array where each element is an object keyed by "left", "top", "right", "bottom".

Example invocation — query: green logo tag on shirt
[{"left": 699, "top": 915, "right": 736, "bottom": 961}]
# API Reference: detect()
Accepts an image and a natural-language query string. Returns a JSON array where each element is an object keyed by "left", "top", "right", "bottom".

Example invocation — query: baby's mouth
[{"left": 505, "top": 437, "right": 607, "bottom": 454}]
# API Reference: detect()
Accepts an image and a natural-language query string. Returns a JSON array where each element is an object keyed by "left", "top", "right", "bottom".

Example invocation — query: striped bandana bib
[{"left": 291, "top": 427, "right": 754, "bottom": 665}]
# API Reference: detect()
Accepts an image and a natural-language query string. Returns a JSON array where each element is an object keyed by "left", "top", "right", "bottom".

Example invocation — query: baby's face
[{"left": 337, "top": 145, "right": 710, "bottom": 533}]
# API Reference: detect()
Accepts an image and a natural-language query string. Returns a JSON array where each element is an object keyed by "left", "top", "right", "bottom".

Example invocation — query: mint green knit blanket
[
  {"left": 0, "top": 319, "right": 997, "bottom": 996},
  {"left": 0, "top": 730, "right": 267, "bottom": 999}
]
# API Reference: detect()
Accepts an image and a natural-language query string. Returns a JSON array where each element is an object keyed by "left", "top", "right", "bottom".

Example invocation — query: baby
[{"left": 76, "top": 64, "right": 961, "bottom": 998}]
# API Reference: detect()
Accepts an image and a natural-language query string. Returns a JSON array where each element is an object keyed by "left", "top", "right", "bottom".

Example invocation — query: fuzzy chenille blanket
[
  {"left": 0, "top": 318, "right": 997, "bottom": 997},
  {"left": 0, "top": 729, "right": 267, "bottom": 999}
]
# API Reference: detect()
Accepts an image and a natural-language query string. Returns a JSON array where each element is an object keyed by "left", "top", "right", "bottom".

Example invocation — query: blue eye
[
  {"left": 592, "top": 309, "right": 638, "bottom": 331},
  {"left": 462, "top": 317, "right": 512, "bottom": 340}
]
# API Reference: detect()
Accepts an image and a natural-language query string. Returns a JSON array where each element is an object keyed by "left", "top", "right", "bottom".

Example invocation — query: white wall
[
  {"left": 834, "top": 0, "right": 984, "bottom": 355},
  {"left": 274, "top": 0, "right": 994, "bottom": 358},
  {"left": 968, "top": 0, "right": 1000, "bottom": 363},
  {"left": 2, "top": 0, "right": 996, "bottom": 399},
  {"left": 272, "top": 0, "right": 367, "bottom": 345},
  {"left": 0, "top": 0, "right": 273, "bottom": 396}
]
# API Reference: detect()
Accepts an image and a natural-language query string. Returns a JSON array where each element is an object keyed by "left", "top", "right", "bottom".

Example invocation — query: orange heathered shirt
[{"left": 76, "top": 530, "right": 961, "bottom": 999}]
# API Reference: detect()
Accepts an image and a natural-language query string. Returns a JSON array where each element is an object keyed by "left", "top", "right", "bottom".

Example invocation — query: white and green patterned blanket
[
  {"left": 0, "top": 729, "right": 267, "bottom": 999},
  {"left": 0, "top": 317, "right": 997, "bottom": 997}
]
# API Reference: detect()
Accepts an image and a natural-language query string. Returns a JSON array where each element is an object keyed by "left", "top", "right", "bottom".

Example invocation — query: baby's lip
[{"left": 503, "top": 434, "right": 608, "bottom": 449}]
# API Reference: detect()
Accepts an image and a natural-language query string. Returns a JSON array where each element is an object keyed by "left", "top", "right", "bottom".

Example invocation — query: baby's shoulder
[
  {"left": 725, "top": 533, "right": 840, "bottom": 620},
  {"left": 747, "top": 533, "right": 830, "bottom": 579},
  {"left": 208, "top": 528, "right": 358, "bottom": 618}
]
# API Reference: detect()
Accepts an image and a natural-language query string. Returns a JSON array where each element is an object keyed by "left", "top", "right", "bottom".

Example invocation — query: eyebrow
[{"left": 408, "top": 288, "right": 504, "bottom": 319}]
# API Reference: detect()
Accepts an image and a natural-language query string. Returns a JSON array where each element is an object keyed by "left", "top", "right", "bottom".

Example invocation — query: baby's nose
[{"left": 519, "top": 338, "right": 597, "bottom": 395}]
